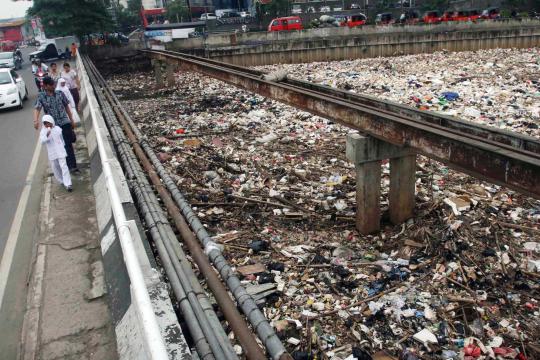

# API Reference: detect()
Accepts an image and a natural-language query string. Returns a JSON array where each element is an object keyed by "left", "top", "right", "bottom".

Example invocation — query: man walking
[
  {"left": 33, "top": 76, "right": 79, "bottom": 173},
  {"left": 49, "top": 62, "right": 60, "bottom": 83},
  {"left": 61, "top": 63, "right": 80, "bottom": 110}
]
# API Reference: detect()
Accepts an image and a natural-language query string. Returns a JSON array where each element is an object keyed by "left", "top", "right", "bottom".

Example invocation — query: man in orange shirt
[{"left": 70, "top": 42, "right": 77, "bottom": 58}]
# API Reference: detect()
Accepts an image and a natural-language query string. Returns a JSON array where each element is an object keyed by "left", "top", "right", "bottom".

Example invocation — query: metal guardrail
[
  {"left": 77, "top": 54, "right": 170, "bottom": 360},
  {"left": 146, "top": 49, "right": 540, "bottom": 199}
]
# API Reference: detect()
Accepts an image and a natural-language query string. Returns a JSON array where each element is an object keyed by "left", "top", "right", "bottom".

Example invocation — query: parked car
[
  {"left": 0, "top": 68, "right": 27, "bottom": 110},
  {"left": 29, "top": 36, "right": 77, "bottom": 62},
  {"left": 291, "top": 6, "right": 302, "bottom": 14},
  {"left": 422, "top": 10, "right": 440, "bottom": 23},
  {"left": 350, "top": 3, "right": 360, "bottom": 9},
  {"left": 0, "top": 40, "right": 17, "bottom": 52},
  {"left": 336, "top": 13, "right": 367, "bottom": 27},
  {"left": 220, "top": 11, "right": 241, "bottom": 18},
  {"left": 481, "top": 7, "right": 500, "bottom": 19},
  {"left": 29, "top": 43, "right": 66, "bottom": 62},
  {"left": 467, "top": 10, "right": 481, "bottom": 21},
  {"left": 375, "top": 13, "right": 394, "bottom": 25},
  {"left": 320, "top": 6, "right": 331, "bottom": 13},
  {"left": 452, "top": 11, "right": 470, "bottom": 21},
  {"left": 200, "top": 13, "right": 217, "bottom": 21},
  {"left": 0, "top": 52, "right": 22, "bottom": 70},
  {"left": 239, "top": 11, "right": 251, "bottom": 18},
  {"left": 440, "top": 11, "right": 455, "bottom": 22},
  {"left": 268, "top": 16, "right": 303, "bottom": 32}
]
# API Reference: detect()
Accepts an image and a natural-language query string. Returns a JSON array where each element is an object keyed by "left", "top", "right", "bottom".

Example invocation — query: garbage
[
  {"left": 412, "top": 328, "right": 438, "bottom": 345},
  {"left": 108, "top": 47, "right": 540, "bottom": 360},
  {"left": 441, "top": 91, "right": 459, "bottom": 101}
]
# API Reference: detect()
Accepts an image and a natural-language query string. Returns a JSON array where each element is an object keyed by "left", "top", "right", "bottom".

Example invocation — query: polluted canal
[{"left": 104, "top": 47, "right": 540, "bottom": 360}]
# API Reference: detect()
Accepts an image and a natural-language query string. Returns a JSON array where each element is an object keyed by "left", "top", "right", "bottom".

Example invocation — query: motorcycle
[
  {"left": 33, "top": 67, "right": 48, "bottom": 91},
  {"left": 13, "top": 54, "right": 22, "bottom": 70}
]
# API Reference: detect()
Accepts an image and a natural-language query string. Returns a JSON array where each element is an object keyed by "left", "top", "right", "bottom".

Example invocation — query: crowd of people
[{"left": 32, "top": 54, "right": 81, "bottom": 192}]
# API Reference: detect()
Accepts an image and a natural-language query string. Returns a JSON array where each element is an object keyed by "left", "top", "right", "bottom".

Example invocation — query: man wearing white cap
[{"left": 40, "top": 115, "right": 72, "bottom": 192}]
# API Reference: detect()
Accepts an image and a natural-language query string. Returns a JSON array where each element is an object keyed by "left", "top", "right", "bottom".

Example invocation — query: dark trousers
[
  {"left": 60, "top": 123, "right": 77, "bottom": 170},
  {"left": 34, "top": 78, "right": 42, "bottom": 91},
  {"left": 70, "top": 88, "right": 80, "bottom": 107}
]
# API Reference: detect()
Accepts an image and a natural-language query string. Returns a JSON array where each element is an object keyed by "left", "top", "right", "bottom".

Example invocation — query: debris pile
[{"left": 106, "top": 48, "right": 540, "bottom": 359}]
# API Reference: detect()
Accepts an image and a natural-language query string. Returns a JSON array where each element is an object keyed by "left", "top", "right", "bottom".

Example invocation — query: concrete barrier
[
  {"left": 167, "top": 19, "right": 540, "bottom": 66},
  {"left": 77, "top": 56, "right": 191, "bottom": 360}
]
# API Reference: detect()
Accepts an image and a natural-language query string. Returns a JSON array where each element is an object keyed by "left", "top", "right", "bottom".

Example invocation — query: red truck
[
  {"left": 268, "top": 16, "right": 303, "bottom": 32},
  {"left": 335, "top": 13, "right": 367, "bottom": 28},
  {"left": 422, "top": 11, "right": 440, "bottom": 24}
]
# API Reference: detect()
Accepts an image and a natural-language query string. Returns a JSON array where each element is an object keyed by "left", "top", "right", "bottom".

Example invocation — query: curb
[{"left": 18, "top": 177, "right": 51, "bottom": 360}]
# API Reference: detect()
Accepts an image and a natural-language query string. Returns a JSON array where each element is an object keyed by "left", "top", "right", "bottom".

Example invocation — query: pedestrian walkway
[{"left": 20, "top": 123, "right": 118, "bottom": 360}]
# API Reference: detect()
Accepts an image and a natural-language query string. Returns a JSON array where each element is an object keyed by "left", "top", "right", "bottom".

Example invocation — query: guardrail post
[
  {"left": 152, "top": 59, "right": 164, "bottom": 88},
  {"left": 346, "top": 133, "right": 416, "bottom": 234}
]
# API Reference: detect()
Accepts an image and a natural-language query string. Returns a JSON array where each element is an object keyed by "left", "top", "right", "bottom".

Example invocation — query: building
[
  {"left": 0, "top": 18, "right": 29, "bottom": 43},
  {"left": 118, "top": 0, "right": 164, "bottom": 8}
]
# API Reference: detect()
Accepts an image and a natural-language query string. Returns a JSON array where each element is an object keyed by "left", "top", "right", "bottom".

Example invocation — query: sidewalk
[{"left": 20, "top": 124, "right": 118, "bottom": 360}]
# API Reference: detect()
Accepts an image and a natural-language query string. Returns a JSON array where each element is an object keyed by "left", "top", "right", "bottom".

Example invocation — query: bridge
[{"left": 1, "top": 21, "right": 540, "bottom": 360}]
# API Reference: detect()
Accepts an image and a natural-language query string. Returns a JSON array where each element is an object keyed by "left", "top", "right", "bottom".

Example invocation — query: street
[
  {"left": 0, "top": 46, "right": 47, "bottom": 358},
  {"left": 0, "top": 47, "right": 41, "bottom": 256}
]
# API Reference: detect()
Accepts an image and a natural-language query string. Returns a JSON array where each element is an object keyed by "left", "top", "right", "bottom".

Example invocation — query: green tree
[
  {"left": 116, "top": 4, "right": 140, "bottom": 32},
  {"left": 419, "top": 0, "right": 448, "bottom": 11},
  {"left": 28, "top": 0, "right": 113, "bottom": 38},
  {"left": 127, "top": 0, "right": 142, "bottom": 13},
  {"left": 166, "top": 0, "right": 191, "bottom": 22}
]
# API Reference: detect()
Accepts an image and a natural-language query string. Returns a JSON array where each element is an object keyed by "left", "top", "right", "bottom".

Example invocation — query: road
[
  {"left": 0, "top": 46, "right": 47, "bottom": 358},
  {"left": 0, "top": 48, "right": 40, "bottom": 256}
]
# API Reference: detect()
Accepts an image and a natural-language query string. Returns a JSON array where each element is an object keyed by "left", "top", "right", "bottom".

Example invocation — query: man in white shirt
[{"left": 60, "top": 62, "right": 80, "bottom": 109}]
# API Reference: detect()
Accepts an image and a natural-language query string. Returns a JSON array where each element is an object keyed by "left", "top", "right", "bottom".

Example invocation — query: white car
[
  {"left": 239, "top": 11, "right": 251, "bottom": 17},
  {"left": 0, "top": 68, "right": 28, "bottom": 110},
  {"left": 200, "top": 13, "right": 217, "bottom": 21}
]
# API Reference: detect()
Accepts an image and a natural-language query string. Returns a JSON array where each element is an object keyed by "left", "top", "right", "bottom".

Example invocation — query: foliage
[
  {"left": 127, "top": 0, "right": 142, "bottom": 13},
  {"left": 28, "top": 0, "right": 113, "bottom": 38},
  {"left": 116, "top": 4, "right": 140, "bottom": 32},
  {"left": 166, "top": 0, "right": 191, "bottom": 22},
  {"left": 419, "top": 0, "right": 448, "bottom": 11}
]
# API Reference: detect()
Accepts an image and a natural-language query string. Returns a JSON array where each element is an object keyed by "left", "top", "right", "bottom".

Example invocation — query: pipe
[
  {"left": 86, "top": 56, "right": 266, "bottom": 360},
  {"left": 90, "top": 57, "right": 291, "bottom": 360},
  {"left": 77, "top": 56, "right": 169, "bottom": 360},
  {"left": 98, "top": 71, "right": 267, "bottom": 360},
  {"left": 84, "top": 56, "right": 237, "bottom": 360}
]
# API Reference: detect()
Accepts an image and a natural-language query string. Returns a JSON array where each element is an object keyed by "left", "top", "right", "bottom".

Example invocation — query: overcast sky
[{"left": 0, "top": 0, "right": 33, "bottom": 20}]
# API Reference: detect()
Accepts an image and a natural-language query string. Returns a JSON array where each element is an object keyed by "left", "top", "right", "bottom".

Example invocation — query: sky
[{"left": 0, "top": 0, "right": 33, "bottom": 20}]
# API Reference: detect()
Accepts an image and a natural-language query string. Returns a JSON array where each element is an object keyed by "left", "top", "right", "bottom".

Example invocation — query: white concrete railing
[{"left": 77, "top": 54, "right": 170, "bottom": 360}]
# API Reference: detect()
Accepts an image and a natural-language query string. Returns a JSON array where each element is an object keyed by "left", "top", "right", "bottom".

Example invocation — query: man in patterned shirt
[{"left": 33, "top": 76, "right": 79, "bottom": 173}]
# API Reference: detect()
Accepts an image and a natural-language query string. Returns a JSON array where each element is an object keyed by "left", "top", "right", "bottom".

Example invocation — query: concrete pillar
[
  {"left": 346, "top": 133, "right": 416, "bottom": 234},
  {"left": 355, "top": 160, "right": 382, "bottom": 234},
  {"left": 165, "top": 63, "right": 175, "bottom": 87},
  {"left": 389, "top": 155, "right": 416, "bottom": 224},
  {"left": 152, "top": 60, "right": 163, "bottom": 88}
]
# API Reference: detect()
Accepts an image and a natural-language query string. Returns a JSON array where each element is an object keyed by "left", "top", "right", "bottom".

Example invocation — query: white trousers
[
  {"left": 50, "top": 157, "right": 72, "bottom": 187},
  {"left": 70, "top": 105, "right": 81, "bottom": 123}
]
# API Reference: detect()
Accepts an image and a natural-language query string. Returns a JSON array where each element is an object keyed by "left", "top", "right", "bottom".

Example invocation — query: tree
[
  {"left": 116, "top": 4, "right": 141, "bottom": 32},
  {"left": 165, "top": 0, "right": 191, "bottom": 22},
  {"left": 28, "top": 0, "right": 113, "bottom": 38},
  {"left": 127, "top": 0, "right": 142, "bottom": 14}
]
